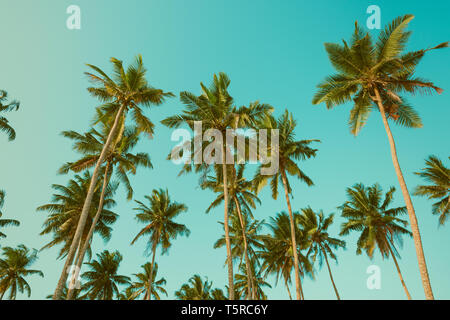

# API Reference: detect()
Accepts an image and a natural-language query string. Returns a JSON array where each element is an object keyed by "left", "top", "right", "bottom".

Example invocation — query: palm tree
[
  {"left": 81, "top": 250, "right": 130, "bottom": 300},
  {"left": 37, "top": 172, "right": 118, "bottom": 260},
  {"left": 131, "top": 188, "right": 190, "bottom": 300},
  {"left": 340, "top": 183, "right": 413, "bottom": 299},
  {"left": 0, "top": 90, "right": 19, "bottom": 141},
  {"left": 0, "top": 190, "right": 20, "bottom": 239},
  {"left": 234, "top": 262, "right": 271, "bottom": 300},
  {"left": 128, "top": 262, "right": 168, "bottom": 300},
  {"left": 60, "top": 124, "right": 151, "bottom": 299},
  {"left": 253, "top": 110, "right": 319, "bottom": 299},
  {"left": 414, "top": 155, "right": 450, "bottom": 225},
  {"left": 53, "top": 55, "right": 173, "bottom": 299},
  {"left": 312, "top": 15, "right": 448, "bottom": 299},
  {"left": 297, "top": 207, "right": 346, "bottom": 299},
  {"left": 175, "top": 274, "right": 213, "bottom": 300},
  {"left": 0, "top": 245, "right": 43, "bottom": 300},
  {"left": 259, "top": 211, "right": 313, "bottom": 300},
  {"left": 162, "top": 73, "right": 272, "bottom": 299},
  {"left": 46, "top": 284, "right": 85, "bottom": 300},
  {"left": 203, "top": 164, "right": 262, "bottom": 299}
]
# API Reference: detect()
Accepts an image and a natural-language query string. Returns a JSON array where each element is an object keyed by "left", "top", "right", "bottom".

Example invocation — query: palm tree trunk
[
  {"left": 387, "top": 242, "right": 412, "bottom": 300},
  {"left": 52, "top": 105, "right": 125, "bottom": 300},
  {"left": 284, "top": 277, "right": 292, "bottom": 300},
  {"left": 373, "top": 87, "right": 434, "bottom": 300},
  {"left": 298, "top": 269, "right": 304, "bottom": 300},
  {"left": 147, "top": 242, "right": 157, "bottom": 301},
  {"left": 67, "top": 161, "right": 112, "bottom": 300},
  {"left": 321, "top": 247, "right": 340, "bottom": 300},
  {"left": 233, "top": 196, "right": 254, "bottom": 300},
  {"left": 221, "top": 143, "right": 234, "bottom": 300},
  {"left": 280, "top": 169, "right": 302, "bottom": 300}
]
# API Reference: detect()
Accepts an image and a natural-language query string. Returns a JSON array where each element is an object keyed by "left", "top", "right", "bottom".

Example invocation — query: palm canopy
[
  {"left": 81, "top": 250, "right": 130, "bottom": 300},
  {"left": 339, "top": 183, "right": 412, "bottom": 258},
  {"left": 37, "top": 172, "right": 118, "bottom": 259},
  {"left": 175, "top": 274, "right": 216, "bottom": 300},
  {"left": 128, "top": 262, "right": 167, "bottom": 300},
  {"left": 253, "top": 110, "right": 319, "bottom": 199},
  {"left": 0, "top": 90, "right": 19, "bottom": 141},
  {"left": 234, "top": 262, "right": 271, "bottom": 300},
  {"left": 297, "top": 207, "right": 346, "bottom": 266},
  {"left": 60, "top": 124, "right": 152, "bottom": 200},
  {"left": 0, "top": 245, "right": 43, "bottom": 300},
  {"left": 131, "top": 188, "right": 190, "bottom": 254},
  {"left": 312, "top": 14, "right": 448, "bottom": 135},
  {"left": 86, "top": 55, "right": 174, "bottom": 139},
  {"left": 214, "top": 213, "right": 266, "bottom": 266},
  {"left": 414, "top": 156, "right": 450, "bottom": 225},
  {"left": 259, "top": 212, "right": 313, "bottom": 284},
  {"left": 0, "top": 190, "right": 20, "bottom": 239}
]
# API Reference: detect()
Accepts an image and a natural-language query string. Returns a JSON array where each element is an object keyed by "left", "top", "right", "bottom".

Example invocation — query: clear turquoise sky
[{"left": 0, "top": 0, "right": 448, "bottom": 300}]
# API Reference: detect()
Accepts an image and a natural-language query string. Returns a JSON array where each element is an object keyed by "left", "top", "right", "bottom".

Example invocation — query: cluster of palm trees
[{"left": 0, "top": 14, "right": 448, "bottom": 300}]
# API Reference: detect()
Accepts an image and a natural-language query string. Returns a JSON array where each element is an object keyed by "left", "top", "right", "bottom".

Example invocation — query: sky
[{"left": 0, "top": 0, "right": 449, "bottom": 300}]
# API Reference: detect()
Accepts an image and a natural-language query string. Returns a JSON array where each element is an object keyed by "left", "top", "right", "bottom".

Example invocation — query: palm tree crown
[
  {"left": 0, "top": 190, "right": 20, "bottom": 239},
  {"left": 0, "top": 245, "right": 43, "bottom": 300},
  {"left": 414, "top": 156, "right": 450, "bottom": 225},
  {"left": 0, "top": 90, "right": 19, "bottom": 141}
]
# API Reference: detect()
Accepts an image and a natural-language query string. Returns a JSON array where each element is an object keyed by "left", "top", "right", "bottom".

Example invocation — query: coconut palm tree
[
  {"left": 312, "top": 15, "right": 448, "bottom": 300},
  {"left": 60, "top": 124, "right": 151, "bottom": 299},
  {"left": 0, "top": 245, "right": 43, "bottom": 300},
  {"left": 297, "top": 207, "right": 346, "bottom": 299},
  {"left": 37, "top": 172, "right": 118, "bottom": 260},
  {"left": 234, "top": 261, "right": 271, "bottom": 300},
  {"left": 175, "top": 274, "right": 214, "bottom": 300},
  {"left": 131, "top": 188, "right": 190, "bottom": 300},
  {"left": 0, "top": 190, "right": 20, "bottom": 239},
  {"left": 128, "top": 262, "right": 168, "bottom": 300},
  {"left": 259, "top": 211, "right": 313, "bottom": 300},
  {"left": 203, "top": 164, "right": 262, "bottom": 299},
  {"left": 162, "top": 73, "right": 272, "bottom": 299},
  {"left": 53, "top": 55, "right": 173, "bottom": 299},
  {"left": 414, "top": 155, "right": 450, "bottom": 225},
  {"left": 46, "top": 284, "right": 85, "bottom": 300},
  {"left": 81, "top": 250, "right": 130, "bottom": 300},
  {"left": 253, "top": 110, "right": 319, "bottom": 299},
  {"left": 0, "top": 90, "right": 19, "bottom": 141},
  {"left": 340, "top": 183, "right": 412, "bottom": 299}
]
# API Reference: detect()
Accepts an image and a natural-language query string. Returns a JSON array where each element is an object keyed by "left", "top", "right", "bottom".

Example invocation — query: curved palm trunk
[
  {"left": 373, "top": 87, "right": 434, "bottom": 300},
  {"left": 280, "top": 169, "right": 302, "bottom": 300},
  {"left": 67, "top": 161, "right": 112, "bottom": 300},
  {"left": 221, "top": 143, "right": 234, "bottom": 300},
  {"left": 53, "top": 105, "right": 125, "bottom": 300},
  {"left": 321, "top": 247, "right": 340, "bottom": 300},
  {"left": 147, "top": 242, "right": 158, "bottom": 301},
  {"left": 233, "top": 196, "right": 254, "bottom": 300},
  {"left": 387, "top": 242, "right": 412, "bottom": 300}
]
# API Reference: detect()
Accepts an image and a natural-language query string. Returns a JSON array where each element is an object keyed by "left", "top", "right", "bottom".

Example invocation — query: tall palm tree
[
  {"left": 340, "top": 183, "right": 412, "bottom": 299},
  {"left": 297, "top": 207, "right": 346, "bottom": 299},
  {"left": 253, "top": 110, "right": 319, "bottom": 299},
  {"left": 128, "top": 262, "right": 168, "bottom": 300},
  {"left": 53, "top": 55, "right": 173, "bottom": 299},
  {"left": 0, "top": 190, "right": 20, "bottom": 239},
  {"left": 414, "top": 155, "right": 450, "bottom": 225},
  {"left": 259, "top": 211, "right": 313, "bottom": 300},
  {"left": 312, "top": 15, "right": 448, "bottom": 299},
  {"left": 203, "top": 164, "right": 262, "bottom": 299},
  {"left": 175, "top": 274, "right": 213, "bottom": 300},
  {"left": 81, "top": 250, "right": 130, "bottom": 300},
  {"left": 131, "top": 188, "right": 190, "bottom": 300},
  {"left": 0, "top": 245, "right": 43, "bottom": 300},
  {"left": 60, "top": 124, "right": 151, "bottom": 299},
  {"left": 162, "top": 73, "right": 272, "bottom": 299},
  {"left": 37, "top": 172, "right": 118, "bottom": 260},
  {"left": 0, "top": 90, "right": 19, "bottom": 141}
]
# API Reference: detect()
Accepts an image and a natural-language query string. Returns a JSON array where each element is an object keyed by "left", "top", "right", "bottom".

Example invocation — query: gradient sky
[{"left": 0, "top": 0, "right": 449, "bottom": 300}]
